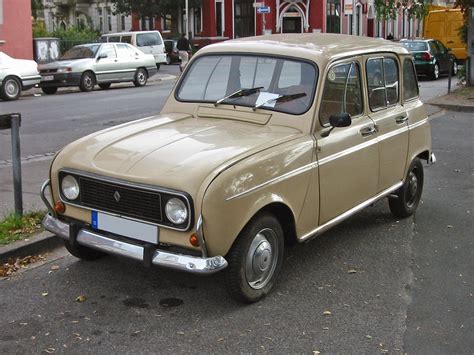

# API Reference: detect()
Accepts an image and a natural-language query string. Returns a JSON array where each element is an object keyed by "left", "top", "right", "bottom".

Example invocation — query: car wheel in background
[
  {"left": 225, "top": 212, "right": 284, "bottom": 303},
  {"left": 41, "top": 87, "right": 58, "bottom": 95},
  {"left": 452, "top": 60, "right": 458, "bottom": 75},
  {"left": 388, "top": 158, "right": 424, "bottom": 218},
  {"left": 98, "top": 83, "right": 111, "bottom": 90},
  {"left": 156, "top": 64, "right": 160, "bottom": 71},
  {"left": 166, "top": 55, "right": 171, "bottom": 65},
  {"left": 79, "top": 71, "right": 96, "bottom": 92},
  {"left": 133, "top": 68, "right": 148, "bottom": 87},
  {"left": 431, "top": 63, "right": 439, "bottom": 80},
  {"left": 1, "top": 76, "right": 21, "bottom": 101}
]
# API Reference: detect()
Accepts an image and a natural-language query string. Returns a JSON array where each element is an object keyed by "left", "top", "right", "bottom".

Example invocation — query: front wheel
[
  {"left": 389, "top": 158, "right": 424, "bottom": 218},
  {"left": 63, "top": 240, "right": 105, "bottom": 261},
  {"left": 1, "top": 76, "right": 21, "bottom": 100},
  {"left": 79, "top": 71, "right": 95, "bottom": 92},
  {"left": 225, "top": 213, "right": 284, "bottom": 303},
  {"left": 133, "top": 68, "right": 148, "bottom": 87}
]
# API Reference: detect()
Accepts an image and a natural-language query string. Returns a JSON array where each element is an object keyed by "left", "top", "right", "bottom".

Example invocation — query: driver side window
[{"left": 319, "top": 61, "right": 363, "bottom": 126}]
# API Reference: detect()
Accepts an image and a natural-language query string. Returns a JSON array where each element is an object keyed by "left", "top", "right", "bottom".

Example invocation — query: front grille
[
  {"left": 40, "top": 69, "right": 58, "bottom": 74},
  {"left": 79, "top": 177, "right": 162, "bottom": 224}
]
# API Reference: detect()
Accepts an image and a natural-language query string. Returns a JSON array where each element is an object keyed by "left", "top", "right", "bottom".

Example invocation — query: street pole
[{"left": 185, "top": 0, "right": 189, "bottom": 38}]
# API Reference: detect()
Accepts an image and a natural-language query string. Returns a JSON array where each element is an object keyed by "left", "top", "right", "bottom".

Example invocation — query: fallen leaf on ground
[
  {"left": 323, "top": 311, "right": 332, "bottom": 316},
  {"left": 50, "top": 265, "right": 60, "bottom": 270},
  {"left": 366, "top": 335, "right": 373, "bottom": 339},
  {"left": 42, "top": 292, "right": 49, "bottom": 297},
  {"left": 75, "top": 295, "right": 87, "bottom": 303},
  {"left": 348, "top": 269, "right": 357, "bottom": 274}
]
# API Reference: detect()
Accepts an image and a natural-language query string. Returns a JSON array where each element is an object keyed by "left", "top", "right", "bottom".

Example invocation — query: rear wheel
[
  {"left": 431, "top": 63, "right": 439, "bottom": 80},
  {"left": 1, "top": 76, "right": 21, "bottom": 100},
  {"left": 41, "top": 87, "right": 58, "bottom": 95},
  {"left": 98, "top": 83, "right": 111, "bottom": 90},
  {"left": 79, "top": 71, "right": 95, "bottom": 92},
  {"left": 133, "top": 68, "right": 148, "bottom": 87},
  {"left": 63, "top": 240, "right": 105, "bottom": 261},
  {"left": 225, "top": 213, "right": 284, "bottom": 303},
  {"left": 389, "top": 158, "right": 424, "bottom": 218}
]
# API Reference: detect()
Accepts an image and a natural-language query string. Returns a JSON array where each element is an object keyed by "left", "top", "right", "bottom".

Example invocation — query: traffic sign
[{"left": 257, "top": 6, "right": 271, "bottom": 14}]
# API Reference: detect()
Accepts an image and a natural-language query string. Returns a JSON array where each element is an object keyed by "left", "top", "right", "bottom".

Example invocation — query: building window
[
  {"left": 348, "top": 14, "right": 353, "bottom": 35},
  {"left": 107, "top": 8, "right": 112, "bottom": 32},
  {"left": 234, "top": 0, "right": 254, "bottom": 38},
  {"left": 162, "top": 14, "right": 172, "bottom": 31},
  {"left": 216, "top": 0, "right": 224, "bottom": 36},
  {"left": 121, "top": 15, "right": 126, "bottom": 31},
  {"left": 98, "top": 8, "right": 103, "bottom": 32},
  {"left": 326, "top": 0, "right": 341, "bottom": 33},
  {"left": 355, "top": 4, "right": 361, "bottom": 36},
  {"left": 194, "top": 7, "right": 202, "bottom": 34},
  {"left": 0, "top": 0, "right": 4, "bottom": 25}
]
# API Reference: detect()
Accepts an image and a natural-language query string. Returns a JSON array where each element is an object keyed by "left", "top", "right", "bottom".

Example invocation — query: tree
[
  {"left": 112, "top": 0, "right": 202, "bottom": 34},
  {"left": 31, "top": 0, "right": 43, "bottom": 20},
  {"left": 454, "top": 0, "right": 470, "bottom": 44}
]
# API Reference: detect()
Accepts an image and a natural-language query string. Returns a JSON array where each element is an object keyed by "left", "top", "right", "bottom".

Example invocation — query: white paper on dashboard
[{"left": 255, "top": 92, "right": 280, "bottom": 108}]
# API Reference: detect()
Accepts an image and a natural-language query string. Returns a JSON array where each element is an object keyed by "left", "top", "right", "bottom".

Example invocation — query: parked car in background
[
  {"left": 164, "top": 39, "right": 193, "bottom": 65},
  {"left": 0, "top": 52, "right": 40, "bottom": 100},
  {"left": 38, "top": 43, "right": 157, "bottom": 94},
  {"left": 41, "top": 34, "right": 434, "bottom": 303},
  {"left": 100, "top": 30, "right": 167, "bottom": 69},
  {"left": 400, "top": 39, "right": 457, "bottom": 80}
]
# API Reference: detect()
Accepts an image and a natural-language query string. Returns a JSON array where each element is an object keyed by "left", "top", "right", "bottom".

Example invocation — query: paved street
[{"left": 1, "top": 70, "right": 472, "bottom": 353}]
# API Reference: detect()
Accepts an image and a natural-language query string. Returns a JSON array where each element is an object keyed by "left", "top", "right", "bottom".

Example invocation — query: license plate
[
  {"left": 41, "top": 75, "right": 54, "bottom": 81},
  {"left": 91, "top": 211, "right": 159, "bottom": 244}
]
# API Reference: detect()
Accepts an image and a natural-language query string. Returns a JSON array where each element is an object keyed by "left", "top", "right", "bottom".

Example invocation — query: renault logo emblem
[{"left": 113, "top": 191, "right": 121, "bottom": 202}]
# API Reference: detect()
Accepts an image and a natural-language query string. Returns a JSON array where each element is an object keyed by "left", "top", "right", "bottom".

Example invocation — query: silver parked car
[
  {"left": 0, "top": 51, "right": 41, "bottom": 101},
  {"left": 39, "top": 43, "right": 157, "bottom": 94}
]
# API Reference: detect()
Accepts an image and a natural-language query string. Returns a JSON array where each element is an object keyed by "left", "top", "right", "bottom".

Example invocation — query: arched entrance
[{"left": 282, "top": 6, "right": 303, "bottom": 33}]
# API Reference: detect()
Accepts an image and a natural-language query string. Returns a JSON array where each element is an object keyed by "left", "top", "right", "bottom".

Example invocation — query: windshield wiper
[
  {"left": 254, "top": 92, "right": 307, "bottom": 110},
  {"left": 214, "top": 87, "right": 263, "bottom": 107}
]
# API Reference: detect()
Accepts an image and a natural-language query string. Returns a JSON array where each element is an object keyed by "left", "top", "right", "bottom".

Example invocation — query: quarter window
[
  {"left": 403, "top": 58, "right": 419, "bottom": 101},
  {"left": 366, "top": 57, "right": 399, "bottom": 110},
  {"left": 319, "top": 62, "right": 363, "bottom": 126}
]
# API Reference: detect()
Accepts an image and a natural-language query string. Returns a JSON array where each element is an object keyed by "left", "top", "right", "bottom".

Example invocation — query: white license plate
[
  {"left": 91, "top": 211, "right": 158, "bottom": 244},
  {"left": 41, "top": 75, "right": 54, "bottom": 81}
]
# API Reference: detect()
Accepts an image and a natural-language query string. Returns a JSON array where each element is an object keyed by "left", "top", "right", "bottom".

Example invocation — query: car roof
[{"left": 199, "top": 33, "right": 409, "bottom": 64}]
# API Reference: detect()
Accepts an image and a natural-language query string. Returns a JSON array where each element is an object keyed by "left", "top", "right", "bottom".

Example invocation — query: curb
[
  {"left": 426, "top": 102, "right": 474, "bottom": 113},
  {"left": 0, "top": 231, "right": 62, "bottom": 264}
]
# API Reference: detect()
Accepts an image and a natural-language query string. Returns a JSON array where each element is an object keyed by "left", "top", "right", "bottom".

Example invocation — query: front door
[
  {"left": 316, "top": 59, "right": 379, "bottom": 225},
  {"left": 95, "top": 44, "right": 119, "bottom": 82},
  {"left": 365, "top": 55, "right": 409, "bottom": 192}
]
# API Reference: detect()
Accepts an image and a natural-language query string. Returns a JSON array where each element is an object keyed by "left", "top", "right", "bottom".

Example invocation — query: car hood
[
  {"left": 53, "top": 112, "right": 302, "bottom": 197},
  {"left": 39, "top": 58, "right": 92, "bottom": 69}
]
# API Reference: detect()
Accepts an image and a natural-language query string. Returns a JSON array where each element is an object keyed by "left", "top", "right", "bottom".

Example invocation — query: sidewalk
[{"left": 426, "top": 86, "right": 474, "bottom": 112}]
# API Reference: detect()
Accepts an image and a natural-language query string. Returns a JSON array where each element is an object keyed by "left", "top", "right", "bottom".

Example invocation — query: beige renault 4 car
[{"left": 41, "top": 34, "right": 435, "bottom": 303}]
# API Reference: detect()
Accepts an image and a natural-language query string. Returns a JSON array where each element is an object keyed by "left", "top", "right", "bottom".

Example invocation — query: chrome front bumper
[{"left": 42, "top": 213, "right": 228, "bottom": 275}]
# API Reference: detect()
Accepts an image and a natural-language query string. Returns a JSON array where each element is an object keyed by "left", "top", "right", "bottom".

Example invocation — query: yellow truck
[{"left": 424, "top": 8, "right": 467, "bottom": 62}]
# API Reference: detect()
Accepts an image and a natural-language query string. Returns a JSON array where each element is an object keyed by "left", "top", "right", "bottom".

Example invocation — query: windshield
[
  {"left": 60, "top": 45, "right": 100, "bottom": 60},
  {"left": 176, "top": 55, "right": 318, "bottom": 115},
  {"left": 401, "top": 41, "right": 428, "bottom": 52}
]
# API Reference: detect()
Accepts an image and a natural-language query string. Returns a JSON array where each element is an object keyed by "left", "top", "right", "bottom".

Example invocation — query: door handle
[
  {"left": 395, "top": 115, "right": 408, "bottom": 124},
  {"left": 359, "top": 126, "right": 377, "bottom": 137}
]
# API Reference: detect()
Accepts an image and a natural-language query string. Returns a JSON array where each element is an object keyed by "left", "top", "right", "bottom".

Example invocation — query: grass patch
[
  {"left": 0, "top": 211, "right": 46, "bottom": 246},
  {"left": 452, "top": 86, "right": 474, "bottom": 100}
]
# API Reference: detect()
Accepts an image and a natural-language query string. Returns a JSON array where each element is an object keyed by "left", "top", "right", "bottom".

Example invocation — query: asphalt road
[{"left": 0, "top": 73, "right": 472, "bottom": 352}]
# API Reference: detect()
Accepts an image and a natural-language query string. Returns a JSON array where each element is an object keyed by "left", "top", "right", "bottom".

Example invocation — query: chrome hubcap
[
  {"left": 84, "top": 76, "right": 93, "bottom": 88},
  {"left": 5, "top": 79, "right": 19, "bottom": 97},
  {"left": 434, "top": 65, "right": 439, "bottom": 78},
  {"left": 453, "top": 62, "right": 458, "bottom": 74},
  {"left": 406, "top": 171, "right": 418, "bottom": 208},
  {"left": 138, "top": 71, "right": 146, "bottom": 84},
  {"left": 245, "top": 228, "right": 278, "bottom": 290}
]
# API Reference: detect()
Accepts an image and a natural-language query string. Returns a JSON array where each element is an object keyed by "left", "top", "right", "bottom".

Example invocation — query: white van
[{"left": 100, "top": 30, "right": 167, "bottom": 69}]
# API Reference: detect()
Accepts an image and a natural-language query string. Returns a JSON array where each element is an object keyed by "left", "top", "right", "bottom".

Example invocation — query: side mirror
[
  {"left": 321, "top": 113, "right": 352, "bottom": 137},
  {"left": 98, "top": 53, "right": 108, "bottom": 60}
]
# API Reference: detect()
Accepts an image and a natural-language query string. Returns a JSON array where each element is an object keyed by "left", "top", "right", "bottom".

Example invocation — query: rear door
[
  {"left": 365, "top": 55, "right": 409, "bottom": 192},
  {"left": 316, "top": 58, "right": 379, "bottom": 224},
  {"left": 115, "top": 44, "right": 137, "bottom": 80}
]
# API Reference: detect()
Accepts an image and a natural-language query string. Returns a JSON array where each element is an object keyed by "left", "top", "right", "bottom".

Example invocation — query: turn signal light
[
  {"left": 189, "top": 233, "right": 200, "bottom": 247},
  {"left": 54, "top": 201, "right": 65, "bottom": 214}
]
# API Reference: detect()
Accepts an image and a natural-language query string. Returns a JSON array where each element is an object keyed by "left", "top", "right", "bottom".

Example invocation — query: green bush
[{"left": 33, "top": 26, "right": 101, "bottom": 53}]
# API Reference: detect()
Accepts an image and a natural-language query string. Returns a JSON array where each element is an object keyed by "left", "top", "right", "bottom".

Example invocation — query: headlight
[
  {"left": 165, "top": 197, "right": 188, "bottom": 224},
  {"left": 61, "top": 175, "right": 80, "bottom": 200},
  {"left": 57, "top": 67, "right": 72, "bottom": 73}
]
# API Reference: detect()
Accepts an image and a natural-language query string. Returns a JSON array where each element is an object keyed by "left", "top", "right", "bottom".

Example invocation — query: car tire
[
  {"left": 224, "top": 212, "right": 284, "bottom": 303},
  {"left": 98, "top": 83, "right": 111, "bottom": 90},
  {"left": 452, "top": 60, "right": 458, "bottom": 76},
  {"left": 63, "top": 239, "right": 105, "bottom": 261},
  {"left": 389, "top": 158, "right": 424, "bottom": 218},
  {"left": 79, "top": 71, "right": 96, "bottom": 92},
  {"left": 1, "top": 76, "right": 21, "bottom": 101},
  {"left": 431, "top": 63, "right": 439, "bottom": 80},
  {"left": 133, "top": 68, "right": 148, "bottom": 87},
  {"left": 41, "top": 87, "right": 58, "bottom": 95},
  {"left": 166, "top": 55, "right": 171, "bottom": 65}
]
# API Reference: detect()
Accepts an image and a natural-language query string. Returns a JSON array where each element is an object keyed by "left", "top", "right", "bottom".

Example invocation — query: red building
[{"left": 0, "top": 0, "right": 34, "bottom": 59}]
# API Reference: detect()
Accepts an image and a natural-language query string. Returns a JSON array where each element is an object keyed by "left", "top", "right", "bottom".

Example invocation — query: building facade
[
  {"left": 0, "top": 0, "right": 34, "bottom": 59},
  {"left": 39, "top": 0, "right": 132, "bottom": 33}
]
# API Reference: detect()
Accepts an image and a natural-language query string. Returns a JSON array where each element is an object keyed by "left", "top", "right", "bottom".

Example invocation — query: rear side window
[
  {"left": 319, "top": 62, "right": 363, "bottom": 126},
  {"left": 116, "top": 44, "right": 133, "bottom": 58},
  {"left": 366, "top": 57, "right": 399, "bottom": 110},
  {"left": 403, "top": 58, "right": 419, "bottom": 101},
  {"left": 121, "top": 36, "right": 132, "bottom": 44},
  {"left": 136, "top": 33, "right": 162, "bottom": 47},
  {"left": 108, "top": 36, "right": 120, "bottom": 42}
]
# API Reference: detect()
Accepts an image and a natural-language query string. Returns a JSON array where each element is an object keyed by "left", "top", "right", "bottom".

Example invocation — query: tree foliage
[
  {"left": 454, "top": 0, "right": 470, "bottom": 43},
  {"left": 111, "top": 0, "right": 202, "bottom": 19},
  {"left": 374, "top": 0, "right": 429, "bottom": 21}
]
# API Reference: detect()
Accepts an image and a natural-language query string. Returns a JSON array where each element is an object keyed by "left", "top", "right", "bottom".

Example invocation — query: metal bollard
[
  {"left": 0, "top": 113, "right": 23, "bottom": 216},
  {"left": 448, "top": 57, "right": 452, "bottom": 94}
]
